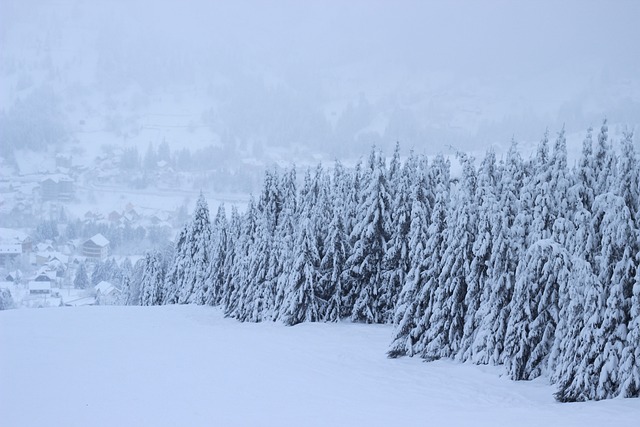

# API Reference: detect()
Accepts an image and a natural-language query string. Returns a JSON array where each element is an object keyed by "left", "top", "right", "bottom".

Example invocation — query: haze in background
[{"left": 1, "top": 0, "right": 639, "bottom": 164}]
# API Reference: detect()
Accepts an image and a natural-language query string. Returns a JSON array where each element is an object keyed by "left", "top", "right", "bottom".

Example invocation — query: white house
[
  {"left": 82, "top": 234, "right": 110, "bottom": 261},
  {"left": 94, "top": 281, "right": 119, "bottom": 305}
]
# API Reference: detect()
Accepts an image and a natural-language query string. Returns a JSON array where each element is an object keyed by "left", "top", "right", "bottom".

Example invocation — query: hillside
[{"left": 1, "top": 305, "right": 638, "bottom": 427}]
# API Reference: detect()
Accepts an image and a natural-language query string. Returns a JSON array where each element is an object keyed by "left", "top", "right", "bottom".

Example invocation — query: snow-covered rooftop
[
  {"left": 88, "top": 233, "right": 110, "bottom": 247},
  {"left": 95, "top": 281, "right": 117, "bottom": 295},
  {"left": 0, "top": 228, "right": 29, "bottom": 244}
]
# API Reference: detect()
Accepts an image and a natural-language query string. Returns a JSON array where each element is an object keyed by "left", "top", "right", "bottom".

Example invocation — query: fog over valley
[
  {"left": 2, "top": 0, "right": 639, "bottom": 168},
  {"left": 2, "top": 2, "right": 640, "bottom": 425}
]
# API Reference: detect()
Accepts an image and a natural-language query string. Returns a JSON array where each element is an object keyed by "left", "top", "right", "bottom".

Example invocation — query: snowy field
[{"left": 1, "top": 306, "right": 639, "bottom": 427}]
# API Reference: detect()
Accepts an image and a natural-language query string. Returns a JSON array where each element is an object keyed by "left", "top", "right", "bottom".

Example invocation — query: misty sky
[{"left": 1, "top": 0, "right": 639, "bottom": 157}]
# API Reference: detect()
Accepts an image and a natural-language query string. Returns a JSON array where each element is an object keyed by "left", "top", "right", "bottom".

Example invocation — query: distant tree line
[
  {"left": 0, "top": 87, "right": 69, "bottom": 162},
  {"left": 116, "top": 140, "right": 263, "bottom": 193},
  {"left": 62, "top": 219, "right": 170, "bottom": 253},
  {"left": 123, "top": 121, "right": 639, "bottom": 402}
]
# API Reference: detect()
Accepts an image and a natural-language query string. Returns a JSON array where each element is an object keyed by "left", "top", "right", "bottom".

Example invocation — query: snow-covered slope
[{"left": 1, "top": 306, "right": 638, "bottom": 426}]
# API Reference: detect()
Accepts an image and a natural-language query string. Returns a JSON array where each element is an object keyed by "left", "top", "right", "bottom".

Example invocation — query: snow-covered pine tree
[
  {"left": 346, "top": 150, "right": 392, "bottom": 323},
  {"left": 308, "top": 164, "right": 333, "bottom": 310},
  {"left": 114, "top": 258, "right": 132, "bottom": 305},
  {"left": 460, "top": 149, "right": 499, "bottom": 361},
  {"left": 245, "top": 169, "right": 284, "bottom": 321},
  {"left": 125, "top": 257, "right": 146, "bottom": 306},
  {"left": 504, "top": 236, "right": 571, "bottom": 381},
  {"left": 204, "top": 204, "right": 228, "bottom": 306},
  {"left": 574, "top": 127, "right": 596, "bottom": 213},
  {"left": 593, "top": 119, "right": 617, "bottom": 197},
  {"left": 387, "top": 141, "right": 402, "bottom": 199},
  {"left": 618, "top": 131, "right": 640, "bottom": 398},
  {"left": 555, "top": 192, "right": 633, "bottom": 401},
  {"left": 0, "top": 287, "right": 14, "bottom": 310},
  {"left": 381, "top": 146, "right": 414, "bottom": 323},
  {"left": 220, "top": 206, "right": 242, "bottom": 313},
  {"left": 163, "top": 192, "right": 212, "bottom": 305},
  {"left": 594, "top": 245, "right": 636, "bottom": 399},
  {"left": 550, "top": 256, "right": 591, "bottom": 395},
  {"left": 617, "top": 131, "right": 639, "bottom": 227},
  {"left": 549, "top": 127, "right": 572, "bottom": 227},
  {"left": 620, "top": 251, "right": 640, "bottom": 397},
  {"left": 225, "top": 197, "right": 258, "bottom": 319},
  {"left": 162, "top": 223, "right": 188, "bottom": 304},
  {"left": 546, "top": 218, "right": 577, "bottom": 378},
  {"left": 554, "top": 256, "right": 604, "bottom": 401},
  {"left": 281, "top": 202, "right": 323, "bottom": 325},
  {"left": 471, "top": 140, "right": 523, "bottom": 365},
  {"left": 528, "top": 130, "right": 555, "bottom": 244},
  {"left": 321, "top": 161, "right": 351, "bottom": 322},
  {"left": 272, "top": 166, "right": 299, "bottom": 320},
  {"left": 388, "top": 153, "right": 432, "bottom": 357},
  {"left": 345, "top": 159, "right": 364, "bottom": 245},
  {"left": 74, "top": 261, "right": 90, "bottom": 289},
  {"left": 423, "top": 152, "right": 476, "bottom": 361},
  {"left": 411, "top": 154, "right": 451, "bottom": 358},
  {"left": 590, "top": 192, "right": 636, "bottom": 399},
  {"left": 186, "top": 193, "right": 214, "bottom": 305},
  {"left": 543, "top": 132, "right": 575, "bottom": 378},
  {"left": 90, "top": 259, "right": 108, "bottom": 286},
  {"left": 118, "top": 274, "right": 132, "bottom": 306},
  {"left": 139, "top": 250, "right": 166, "bottom": 306}
]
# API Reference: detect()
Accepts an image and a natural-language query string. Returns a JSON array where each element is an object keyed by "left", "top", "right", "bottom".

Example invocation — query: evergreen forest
[{"left": 121, "top": 121, "right": 640, "bottom": 402}]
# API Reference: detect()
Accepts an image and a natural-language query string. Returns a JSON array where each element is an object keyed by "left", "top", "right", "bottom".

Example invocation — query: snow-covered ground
[{"left": 1, "top": 306, "right": 638, "bottom": 427}]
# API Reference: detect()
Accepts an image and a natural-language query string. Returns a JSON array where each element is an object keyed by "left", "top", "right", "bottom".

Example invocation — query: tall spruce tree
[
  {"left": 620, "top": 251, "right": 640, "bottom": 397},
  {"left": 271, "top": 167, "right": 298, "bottom": 320},
  {"left": 321, "top": 161, "right": 351, "bottom": 322},
  {"left": 140, "top": 250, "right": 166, "bottom": 306},
  {"left": 205, "top": 204, "right": 228, "bottom": 306},
  {"left": 281, "top": 209, "right": 323, "bottom": 325},
  {"left": 221, "top": 206, "right": 243, "bottom": 313},
  {"left": 163, "top": 224, "right": 188, "bottom": 304},
  {"left": 164, "top": 193, "right": 214, "bottom": 305},
  {"left": 247, "top": 169, "right": 283, "bottom": 321},
  {"left": 472, "top": 141, "right": 523, "bottom": 364},
  {"left": 411, "top": 154, "right": 451, "bottom": 358},
  {"left": 225, "top": 197, "right": 258, "bottom": 319},
  {"left": 588, "top": 191, "right": 636, "bottom": 399},
  {"left": 550, "top": 256, "right": 588, "bottom": 386},
  {"left": 461, "top": 149, "right": 498, "bottom": 361},
  {"left": 346, "top": 150, "right": 392, "bottom": 323},
  {"left": 423, "top": 152, "right": 476, "bottom": 360},
  {"left": 74, "top": 262, "right": 90, "bottom": 290},
  {"left": 593, "top": 119, "right": 616, "bottom": 196},
  {"left": 381, "top": 147, "right": 414, "bottom": 323},
  {"left": 388, "top": 153, "right": 432, "bottom": 357},
  {"left": 504, "top": 237, "right": 570, "bottom": 381}
]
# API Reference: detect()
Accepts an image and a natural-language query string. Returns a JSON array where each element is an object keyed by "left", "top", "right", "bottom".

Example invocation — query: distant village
[
  {"left": 0, "top": 229, "right": 118, "bottom": 308},
  {"left": 0, "top": 151, "right": 190, "bottom": 309}
]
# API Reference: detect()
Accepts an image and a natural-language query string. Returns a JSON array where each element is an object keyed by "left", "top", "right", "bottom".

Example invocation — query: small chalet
[
  {"left": 82, "top": 233, "right": 110, "bottom": 261},
  {"left": 95, "top": 281, "right": 119, "bottom": 305}
]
